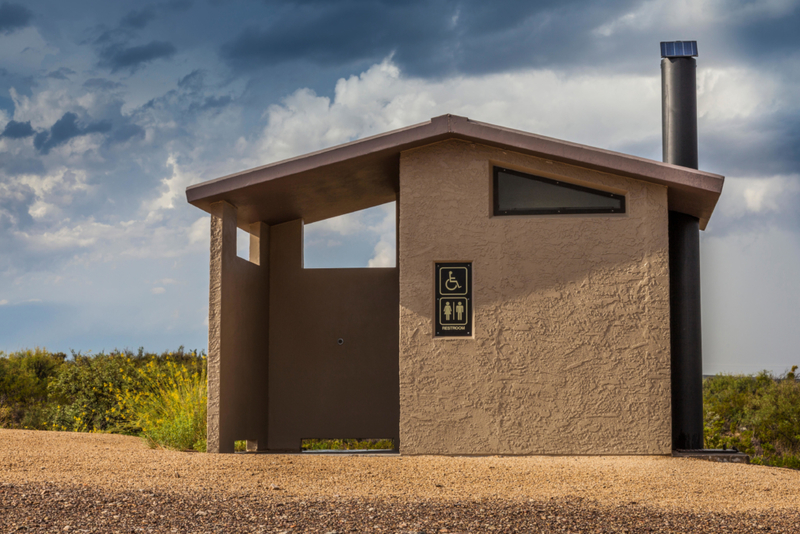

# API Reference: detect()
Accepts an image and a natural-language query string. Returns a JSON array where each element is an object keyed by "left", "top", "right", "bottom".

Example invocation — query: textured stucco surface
[
  {"left": 207, "top": 208, "right": 224, "bottom": 453},
  {"left": 267, "top": 219, "right": 399, "bottom": 451},
  {"left": 398, "top": 140, "right": 672, "bottom": 455},
  {"left": 207, "top": 202, "right": 270, "bottom": 453}
]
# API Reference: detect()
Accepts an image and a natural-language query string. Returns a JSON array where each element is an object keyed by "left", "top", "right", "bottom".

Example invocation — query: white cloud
[
  {"left": 367, "top": 203, "right": 396, "bottom": 268},
  {"left": 151, "top": 287, "right": 166, "bottom": 295},
  {"left": 17, "top": 167, "right": 90, "bottom": 200},
  {"left": 368, "top": 238, "right": 395, "bottom": 268},
  {"left": 308, "top": 209, "right": 367, "bottom": 236},
  {"left": 10, "top": 87, "right": 75, "bottom": 130},
  {"left": 151, "top": 155, "right": 198, "bottom": 211},
  {"left": 303, "top": 202, "right": 395, "bottom": 269},
  {"left": 188, "top": 216, "right": 210, "bottom": 244},
  {"left": 252, "top": 58, "right": 663, "bottom": 165},
  {"left": 698, "top": 67, "right": 783, "bottom": 121},
  {"left": 717, "top": 174, "right": 800, "bottom": 219},
  {"left": 0, "top": 300, "right": 8, "bottom": 306}
]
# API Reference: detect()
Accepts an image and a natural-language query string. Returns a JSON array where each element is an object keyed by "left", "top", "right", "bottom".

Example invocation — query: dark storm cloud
[
  {"left": 164, "top": 0, "right": 192, "bottom": 11},
  {"left": 83, "top": 78, "right": 123, "bottom": 90},
  {"left": 189, "top": 95, "right": 232, "bottom": 112},
  {"left": 0, "top": 1, "right": 32, "bottom": 34},
  {"left": 177, "top": 69, "right": 205, "bottom": 92},
  {"left": 219, "top": 0, "right": 641, "bottom": 75},
  {"left": 1, "top": 120, "right": 34, "bottom": 139},
  {"left": 33, "top": 112, "right": 112, "bottom": 155},
  {"left": 701, "top": 110, "right": 800, "bottom": 178},
  {"left": 107, "top": 123, "right": 145, "bottom": 144},
  {"left": 121, "top": 6, "right": 157, "bottom": 29},
  {"left": 98, "top": 40, "right": 177, "bottom": 73},
  {"left": 727, "top": 2, "right": 800, "bottom": 61},
  {"left": 213, "top": 0, "right": 800, "bottom": 80},
  {"left": 47, "top": 67, "right": 77, "bottom": 80}
]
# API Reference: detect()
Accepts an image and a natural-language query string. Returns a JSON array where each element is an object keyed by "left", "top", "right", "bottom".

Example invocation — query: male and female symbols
[{"left": 442, "top": 299, "right": 466, "bottom": 321}]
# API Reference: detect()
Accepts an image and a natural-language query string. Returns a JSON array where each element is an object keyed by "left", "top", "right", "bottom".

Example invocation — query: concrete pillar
[
  {"left": 207, "top": 203, "right": 271, "bottom": 453},
  {"left": 207, "top": 201, "right": 236, "bottom": 453}
]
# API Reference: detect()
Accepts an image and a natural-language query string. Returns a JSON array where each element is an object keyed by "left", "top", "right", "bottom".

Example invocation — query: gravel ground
[{"left": 2, "top": 429, "right": 799, "bottom": 533}]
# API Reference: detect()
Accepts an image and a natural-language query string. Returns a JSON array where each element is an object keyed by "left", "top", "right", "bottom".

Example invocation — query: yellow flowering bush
[{"left": 111, "top": 356, "right": 207, "bottom": 451}]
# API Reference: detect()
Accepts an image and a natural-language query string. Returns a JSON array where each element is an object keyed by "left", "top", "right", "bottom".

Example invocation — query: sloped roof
[{"left": 186, "top": 114, "right": 724, "bottom": 229}]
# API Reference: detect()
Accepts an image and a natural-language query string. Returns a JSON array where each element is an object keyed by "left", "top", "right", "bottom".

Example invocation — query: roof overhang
[{"left": 186, "top": 114, "right": 724, "bottom": 230}]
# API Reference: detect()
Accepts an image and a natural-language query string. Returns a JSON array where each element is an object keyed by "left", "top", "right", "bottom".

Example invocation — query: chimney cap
[{"left": 661, "top": 41, "right": 698, "bottom": 58}]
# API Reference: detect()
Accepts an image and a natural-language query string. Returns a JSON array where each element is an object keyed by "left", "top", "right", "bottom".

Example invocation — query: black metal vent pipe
[{"left": 661, "top": 41, "right": 704, "bottom": 450}]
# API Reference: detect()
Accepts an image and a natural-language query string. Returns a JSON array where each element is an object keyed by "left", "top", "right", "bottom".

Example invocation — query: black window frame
[{"left": 492, "top": 166, "right": 626, "bottom": 216}]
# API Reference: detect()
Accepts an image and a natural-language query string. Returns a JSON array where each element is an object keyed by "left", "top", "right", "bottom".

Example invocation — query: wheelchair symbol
[{"left": 444, "top": 271, "right": 462, "bottom": 291}]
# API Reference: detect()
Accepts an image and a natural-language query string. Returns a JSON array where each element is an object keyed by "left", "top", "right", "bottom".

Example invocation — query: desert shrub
[
  {"left": 111, "top": 356, "right": 207, "bottom": 451},
  {"left": 705, "top": 366, "right": 800, "bottom": 468},
  {"left": 45, "top": 352, "right": 139, "bottom": 432},
  {"left": 0, "top": 346, "right": 205, "bottom": 437},
  {"left": 44, "top": 347, "right": 205, "bottom": 434},
  {"left": 0, "top": 348, "right": 66, "bottom": 429}
]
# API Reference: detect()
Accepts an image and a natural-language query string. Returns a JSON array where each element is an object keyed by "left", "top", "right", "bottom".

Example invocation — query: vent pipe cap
[{"left": 661, "top": 41, "right": 698, "bottom": 58}]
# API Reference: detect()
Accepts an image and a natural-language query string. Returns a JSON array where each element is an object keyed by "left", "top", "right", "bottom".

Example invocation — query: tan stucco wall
[
  {"left": 398, "top": 140, "right": 672, "bottom": 455},
  {"left": 209, "top": 211, "right": 400, "bottom": 453},
  {"left": 207, "top": 202, "right": 270, "bottom": 453},
  {"left": 267, "top": 219, "right": 399, "bottom": 451}
]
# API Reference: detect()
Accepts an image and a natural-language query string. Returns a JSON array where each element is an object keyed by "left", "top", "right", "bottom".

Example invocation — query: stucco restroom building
[{"left": 187, "top": 111, "right": 724, "bottom": 455}]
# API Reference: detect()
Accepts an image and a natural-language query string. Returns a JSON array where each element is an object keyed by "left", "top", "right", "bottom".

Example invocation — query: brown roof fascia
[
  {"left": 187, "top": 114, "right": 724, "bottom": 229},
  {"left": 185, "top": 117, "right": 452, "bottom": 203}
]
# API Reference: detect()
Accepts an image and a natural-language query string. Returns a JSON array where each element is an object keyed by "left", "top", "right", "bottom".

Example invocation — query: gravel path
[{"left": 2, "top": 429, "right": 799, "bottom": 533}]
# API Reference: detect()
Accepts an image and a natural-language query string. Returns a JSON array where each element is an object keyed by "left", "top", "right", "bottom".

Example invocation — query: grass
[{"left": 301, "top": 438, "right": 394, "bottom": 451}]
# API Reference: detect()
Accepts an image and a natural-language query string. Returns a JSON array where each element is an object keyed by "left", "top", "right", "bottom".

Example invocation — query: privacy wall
[
  {"left": 207, "top": 206, "right": 399, "bottom": 453},
  {"left": 267, "top": 219, "right": 399, "bottom": 451}
]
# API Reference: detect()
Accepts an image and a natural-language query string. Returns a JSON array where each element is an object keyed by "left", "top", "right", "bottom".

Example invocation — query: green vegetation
[
  {"left": 704, "top": 366, "right": 800, "bottom": 469},
  {"left": 0, "top": 347, "right": 206, "bottom": 451},
  {"left": 2, "top": 348, "right": 798, "bottom": 466},
  {"left": 0, "top": 348, "right": 66, "bottom": 430},
  {"left": 110, "top": 357, "right": 207, "bottom": 452},
  {"left": 302, "top": 438, "right": 394, "bottom": 451}
]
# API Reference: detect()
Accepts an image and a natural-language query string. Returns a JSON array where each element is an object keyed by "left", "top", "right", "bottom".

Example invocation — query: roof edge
[{"left": 186, "top": 114, "right": 724, "bottom": 228}]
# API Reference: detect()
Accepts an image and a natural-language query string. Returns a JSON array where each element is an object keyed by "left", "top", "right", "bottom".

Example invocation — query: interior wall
[
  {"left": 398, "top": 140, "right": 672, "bottom": 455},
  {"left": 267, "top": 219, "right": 400, "bottom": 451},
  {"left": 207, "top": 202, "right": 270, "bottom": 453}
]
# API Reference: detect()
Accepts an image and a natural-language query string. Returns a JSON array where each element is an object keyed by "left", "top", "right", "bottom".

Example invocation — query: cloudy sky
[{"left": 0, "top": 0, "right": 798, "bottom": 374}]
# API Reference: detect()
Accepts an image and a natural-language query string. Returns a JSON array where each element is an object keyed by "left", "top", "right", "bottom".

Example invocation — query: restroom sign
[{"left": 435, "top": 262, "right": 472, "bottom": 337}]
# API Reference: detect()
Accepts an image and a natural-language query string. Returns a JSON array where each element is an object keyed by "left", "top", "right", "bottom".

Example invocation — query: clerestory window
[{"left": 493, "top": 166, "right": 625, "bottom": 216}]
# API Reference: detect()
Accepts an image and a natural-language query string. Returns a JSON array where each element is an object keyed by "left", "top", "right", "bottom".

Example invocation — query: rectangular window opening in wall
[
  {"left": 236, "top": 227, "right": 250, "bottom": 261},
  {"left": 303, "top": 201, "right": 396, "bottom": 269},
  {"left": 493, "top": 166, "right": 625, "bottom": 216},
  {"left": 300, "top": 438, "right": 395, "bottom": 452},
  {"left": 233, "top": 439, "right": 259, "bottom": 452}
]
